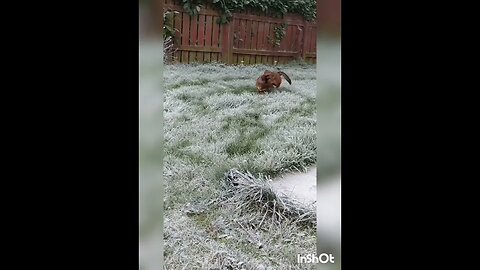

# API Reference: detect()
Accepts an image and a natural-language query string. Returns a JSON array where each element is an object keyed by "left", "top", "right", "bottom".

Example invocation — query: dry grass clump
[{"left": 221, "top": 169, "right": 316, "bottom": 228}]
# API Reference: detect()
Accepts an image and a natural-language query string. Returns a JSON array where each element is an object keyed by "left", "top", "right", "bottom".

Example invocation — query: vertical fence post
[
  {"left": 221, "top": 17, "right": 234, "bottom": 64},
  {"left": 296, "top": 22, "right": 304, "bottom": 60},
  {"left": 301, "top": 21, "right": 308, "bottom": 61}
]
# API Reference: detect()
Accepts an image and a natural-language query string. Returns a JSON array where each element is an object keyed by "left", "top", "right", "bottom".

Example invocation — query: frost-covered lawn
[
  {"left": 163, "top": 62, "right": 318, "bottom": 269},
  {"left": 139, "top": 37, "right": 341, "bottom": 269}
]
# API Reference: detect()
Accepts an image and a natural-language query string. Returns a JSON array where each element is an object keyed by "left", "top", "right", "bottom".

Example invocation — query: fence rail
[{"left": 163, "top": 0, "right": 316, "bottom": 65}]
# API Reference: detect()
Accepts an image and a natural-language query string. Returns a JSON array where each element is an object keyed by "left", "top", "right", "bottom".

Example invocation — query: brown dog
[{"left": 256, "top": 70, "right": 292, "bottom": 94}]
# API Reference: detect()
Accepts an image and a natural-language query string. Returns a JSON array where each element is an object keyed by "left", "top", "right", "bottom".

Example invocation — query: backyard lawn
[{"left": 140, "top": 40, "right": 340, "bottom": 269}]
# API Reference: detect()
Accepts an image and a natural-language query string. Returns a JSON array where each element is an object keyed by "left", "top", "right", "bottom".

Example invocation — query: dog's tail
[{"left": 278, "top": 71, "right": 292, "bottom": 85}]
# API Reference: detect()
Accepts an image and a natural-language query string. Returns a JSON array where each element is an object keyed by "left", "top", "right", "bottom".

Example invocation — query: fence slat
[
  {"left": 302, "top": 22, "right": 310, "bottom": 60},
  {"left": 204, "top": 15, "right": 212, "bottom": 62},
  {"left": 233, "top": 18, "right": 240, "bottom": 49},
  {"left": 190, "top": 15, "right": 198, "bottom": 46},
  {"left": 256, "top": 22, "right": 264, "bottom": 51},
  {"left": 212, "top": 17, "right": 220, "bottom": 47},
  {"left": 181, "top": 13, "right": 190, "bottom": 63},
  {"left": 197, "top": 15, "right": 206, "bottom": 62},
  {"left": 221, "top": 20, "right": 234, "bottom": 63},
  {"left": 310, "top": 26, "right": 316, "bottom": 53},
  {"left": 192, "top": 15, "right": 200, "bottom": 63},
  {"left": 262, "top": 22, "right": 270, "bottom": 51},
  {"left": 240, "top": 19, "right": 247, "bottom": 49},
  {"left": 266, "top": 22, "right": 273, "bottom": 51},
  {"left": 244, "top": 19, "right": 251, "bottom": 49},
  {"left": 250, "top": 20, "right": 258, "bottom": 63},
  {"left": 174, "top": 12, "right": 182, "bottom": 62}
]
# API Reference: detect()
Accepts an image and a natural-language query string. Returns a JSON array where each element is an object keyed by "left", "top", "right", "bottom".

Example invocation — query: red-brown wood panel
[
  {"left": 293, "top": 26, "right": 300, "bottom": 55},
  {"left": 256, "top": 22, "right": 264, "bottom": 51},
  {"left": 244, "top": 19, "right": 252, "bottom": 51},
  {"left": 310, "top": 27, "right": 316, "bottom": 53},
  {"left": 250, "top": 20, "right": 258, "bottom": 63},
  {"left": 181, "top": 13, "right": 190, "bottom": 63},
  {"left": 204, "top": 15, "right": 212, "bottom": 62},
  {"left": 174, "top": 12, "right": 182, "bottom": 62},
  {"left": 303, "top": 24, "right": 311, "bottom": 58},
  {"left": 197, "top": 15, "right": 205, "bottom": 62},
  {"left": 306, "top": 26, "right": 312, "bottom": 53},
  {"left": 286, "top": 24, "right": 293, "bottom": 51},
  {"left": 190, "top": 15, "right": 198, "bottom": 46},
  {"left": 212, "top": 18, "right": 220, "bottom": 47},
  {"left": 267, "top": 22, "right": 274, "bottom": 51},
  {"left": 262, "top": 22, "right": 270, "bottom": 50},
  {"left": 250, "top": 20, "right": 258, "bottom": 51},
  {"left": 198, "top": 15, "right": 205, "bottom": 46},
  {"left": 239, "top": 19, "right": 246, "bottom": 49},
  {"left": 234, "top": 18, "right": 240, "bottom": 48}
]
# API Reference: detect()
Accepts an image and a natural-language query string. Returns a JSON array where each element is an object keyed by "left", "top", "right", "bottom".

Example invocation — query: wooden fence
[{"left": 163, "top": 0, "right": 316, "bottom": 65}]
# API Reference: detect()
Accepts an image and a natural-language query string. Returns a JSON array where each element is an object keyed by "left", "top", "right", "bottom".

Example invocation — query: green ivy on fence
[
  {"left": 269, "top": 23, "right": 287, "bottom": 47},
  {"left": 180, "top": 0, "right": 317, "bottom": 24}
]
